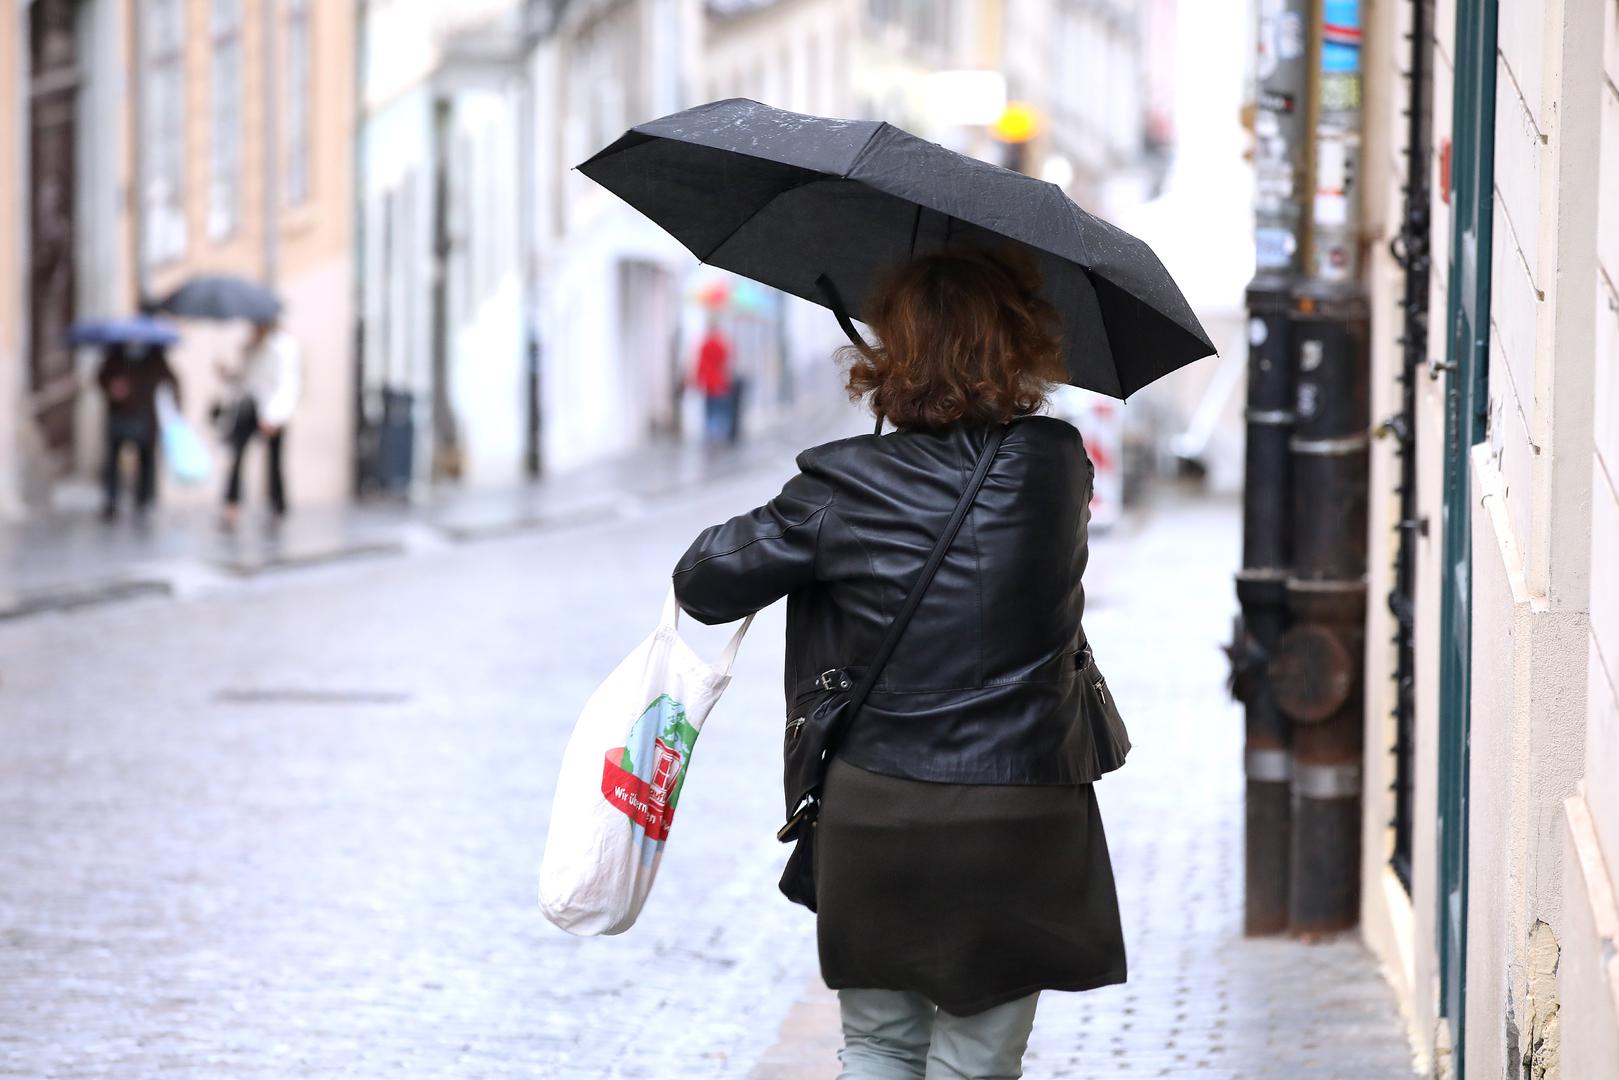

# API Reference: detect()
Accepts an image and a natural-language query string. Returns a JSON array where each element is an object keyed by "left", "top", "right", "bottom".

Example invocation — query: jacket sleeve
[
  {"left": 671, "top": 460, "right": 833, "bottom": 625},
  {"left": 159, "top": 355, "right": 181, "bottom": 407}
]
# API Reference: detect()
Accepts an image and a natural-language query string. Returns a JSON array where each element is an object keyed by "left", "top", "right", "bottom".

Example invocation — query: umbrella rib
[{"left": 845, "top": 122, "right": 889, "bottom": 178}]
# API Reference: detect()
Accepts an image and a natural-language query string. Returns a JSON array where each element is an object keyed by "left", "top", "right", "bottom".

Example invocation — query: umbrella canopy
[
  {"left": 580, "top": 99, "right": 1215, "bottom": 398},
  {"left": 155, "top": 275, "right": 282, "bottom": 323},
  {"left": 67, "top": 315, "right": 181, "bottom": 347}
]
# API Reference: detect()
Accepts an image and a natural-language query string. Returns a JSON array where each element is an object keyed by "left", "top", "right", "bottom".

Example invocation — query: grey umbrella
[
  {"left": 580, "top": 98, "right": 1215, "bottom": 398},
  {"left": 155, "top": 275, "right": 282, "bottom": 323}
]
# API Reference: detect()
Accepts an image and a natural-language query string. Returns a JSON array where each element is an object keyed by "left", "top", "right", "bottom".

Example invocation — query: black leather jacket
[{"left": 672, "top": 415, "right": 1103, "bottom": 785}]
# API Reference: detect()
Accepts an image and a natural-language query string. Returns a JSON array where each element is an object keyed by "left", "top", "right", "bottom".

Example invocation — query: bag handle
[
  {"left": 821, "top": 423, "right": 1008, "bottom": 763},
  {"left": 715, "top": 613, "right": 754, "bottom": 675},
  {"left": 661, "top": 588, "right": 754, "bottom": 677}
]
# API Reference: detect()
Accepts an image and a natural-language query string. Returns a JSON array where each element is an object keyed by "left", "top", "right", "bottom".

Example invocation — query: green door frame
[{"left": 1437, "top": 1, "right": 1498, "bottom": 1074}]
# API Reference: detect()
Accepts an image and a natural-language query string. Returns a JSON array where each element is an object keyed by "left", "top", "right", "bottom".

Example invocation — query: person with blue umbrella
[{"left": 70, "top": 315, "right": 182, "bottom": 522}]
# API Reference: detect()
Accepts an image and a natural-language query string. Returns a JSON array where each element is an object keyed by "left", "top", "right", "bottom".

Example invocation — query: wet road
[{"left": 0, "top": 440, "right": 1415, "bottom": 1078}]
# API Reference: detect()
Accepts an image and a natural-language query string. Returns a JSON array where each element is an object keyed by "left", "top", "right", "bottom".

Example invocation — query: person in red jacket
[{"left": 693, "top": 320, "right": 736, "bottom": 443}]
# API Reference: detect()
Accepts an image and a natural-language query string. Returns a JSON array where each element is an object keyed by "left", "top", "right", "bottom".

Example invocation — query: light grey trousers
[{"left": 835, "top": 988, "right": 1041, "bottom": 1080}]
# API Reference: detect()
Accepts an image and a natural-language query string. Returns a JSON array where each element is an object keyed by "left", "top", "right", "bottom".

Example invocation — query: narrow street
[{"left": 0, "top": 435, "right": 1416, "bottom": 1078}]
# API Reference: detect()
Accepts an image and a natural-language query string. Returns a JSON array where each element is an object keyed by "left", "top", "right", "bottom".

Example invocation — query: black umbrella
[
  {"left": 155, "top": 275, "right": 282, "bottom": 323},
  {"left": 580, "top": 99, "right": 1214, "bottom": 398}
]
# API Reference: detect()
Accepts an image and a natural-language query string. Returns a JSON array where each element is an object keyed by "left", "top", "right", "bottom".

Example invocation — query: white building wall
[
  {"left": 358, "top": 1, "right": 529, "bottom": 490},
  {"left": 1559, "top": 1, "right": 1619, "bottom": 1074},
  {"left": 535, "top": 0, "right": 780, "bottom": 476},
  {"left": 446, "top": 84, "right": 527, "bottom": 487},
  {"left": 539, "top": 203, "right": 690, "bottom": 474},
  {"left": 275, "top": 258, "right": 357, "bottom": 508},
  {"left": 1464, "top": 1, "right": 1602, "bottom": 1077},
  {"left": 359, "top": 87, "right": 436, "bottom": 407},
  {"left": 1357, "top": 1, "right": 1615, "bottom": 1072},
  {"left": 1356, "top": 0, "right": 1423, "bottom": 1063}
]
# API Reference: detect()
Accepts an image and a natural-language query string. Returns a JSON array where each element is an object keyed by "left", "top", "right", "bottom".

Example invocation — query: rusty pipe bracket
[{"left": 1269, "top": 623, "right": 1356, "bottom": 723}]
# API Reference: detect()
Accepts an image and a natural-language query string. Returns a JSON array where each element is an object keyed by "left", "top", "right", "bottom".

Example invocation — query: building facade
[
  {"left": 702, "top": 0, "right": 861, "bottom": 421},
  {"left": 2, "top": 0, "right": 134, "bottom": 514},
  {"left": 142, "top": 0, "right": 358, "bottom": 512},
  {"left": 0, "top": 0, "right": 356, "bottom": 515},
  {"left": 1, "top": 12, "right": 23, "bottom": 519},
  {"left": 528, "top": 0, "right": 705, "bottom": 474},
  {"left": 356, "top": 0, "right": 532, "bottom": 494},
  {"left": 1351, "top": 0, "right": 1619, "bottom": 1075},
  {"left": 1564, "top": 7, "right": 1619, "bottom": 1074}
]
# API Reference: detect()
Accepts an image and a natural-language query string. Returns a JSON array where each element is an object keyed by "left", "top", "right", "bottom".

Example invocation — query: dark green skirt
[{"left": 814, "top": 758, "right": 1128, "bottom": 1016}]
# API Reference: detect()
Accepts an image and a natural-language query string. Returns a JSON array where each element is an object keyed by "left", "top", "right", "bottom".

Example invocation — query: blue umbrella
[{"left": 67, "top": 315, "right": 182, "bottom": 347}]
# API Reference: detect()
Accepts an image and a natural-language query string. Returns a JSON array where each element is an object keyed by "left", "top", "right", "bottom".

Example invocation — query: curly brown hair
[{"left": 842, "top": 247, "right": 1067, "bottom": 429}]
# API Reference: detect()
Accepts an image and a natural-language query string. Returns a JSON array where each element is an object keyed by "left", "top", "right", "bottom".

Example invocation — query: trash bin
[{"left": 376, "top": 386, "right": 415, "bottom": 493}]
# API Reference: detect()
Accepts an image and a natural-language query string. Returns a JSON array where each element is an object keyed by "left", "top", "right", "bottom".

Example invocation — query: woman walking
[
  {"left": 219, "top": 315, "right": 301, "bottom": 529},
  {"left": 670, "top": 248, "right": 1127, "bottom": 1079}
]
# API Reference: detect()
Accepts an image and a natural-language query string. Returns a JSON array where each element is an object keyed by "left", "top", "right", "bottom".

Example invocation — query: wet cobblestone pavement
[{"left": 0, "top": 440, "right": 1417, "bottom": 1078}]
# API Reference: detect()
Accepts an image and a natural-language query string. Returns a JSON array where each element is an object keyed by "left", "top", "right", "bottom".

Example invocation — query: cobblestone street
[{"left": 0, "top": 433, "right": 1418, "bottom": 1078}]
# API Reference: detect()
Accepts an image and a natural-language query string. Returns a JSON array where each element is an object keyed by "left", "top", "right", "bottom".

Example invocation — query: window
[
  {"left": 208, "top": 0, "right": 243, "bottom": 241},
  {"left": 284, "top": 0, "right": 313, "bottom": 206},
  {"left": 867, "top": 0, "right": 898, "bottom": 28},
  {"left": 142, "top": 0, "right": 187, "bottom": 265}
]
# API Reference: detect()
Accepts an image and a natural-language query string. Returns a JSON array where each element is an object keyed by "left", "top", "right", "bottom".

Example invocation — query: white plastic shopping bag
[
  {"left": 155, "top": 385, "right": 212, "bottom": 485},
  {"left": 539, "top": 589, "right": 751, "bottom": 936}
]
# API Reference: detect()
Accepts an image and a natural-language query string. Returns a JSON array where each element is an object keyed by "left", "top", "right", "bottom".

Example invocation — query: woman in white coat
[{"left": 220, "top": 316, "right": 301, "bottom": 527}]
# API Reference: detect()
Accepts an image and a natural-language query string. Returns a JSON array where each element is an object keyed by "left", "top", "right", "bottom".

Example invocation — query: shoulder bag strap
[{"left": 822, "top": 422, "right": 1008, "bottom": 760}]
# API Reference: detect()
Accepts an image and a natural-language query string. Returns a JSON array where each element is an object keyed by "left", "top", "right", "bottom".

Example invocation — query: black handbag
[{"left": 776, "top": 424, "right": 1008, "bottom": 911}]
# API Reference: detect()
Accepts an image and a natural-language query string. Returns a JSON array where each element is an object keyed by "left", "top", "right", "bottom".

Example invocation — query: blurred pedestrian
[
  {"left": 219, "top": 316, "right": 300, "bottom": 529},
  {"left": 726, "top": 370, "right": 747, "bottom": 445},
  {"left": 97, "top": 342, "right": 180, "bottom": 521},
  {"left": 693, "top": 318, "right": 736, "bottom": 444},
  {"left": 670, "top": 250, "right": 1127, "bottom": 1079}
]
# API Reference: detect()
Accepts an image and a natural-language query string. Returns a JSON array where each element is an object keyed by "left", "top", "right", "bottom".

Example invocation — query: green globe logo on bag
[{"left": 600, "top": 694, "right": 699, "bottom": 842}]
